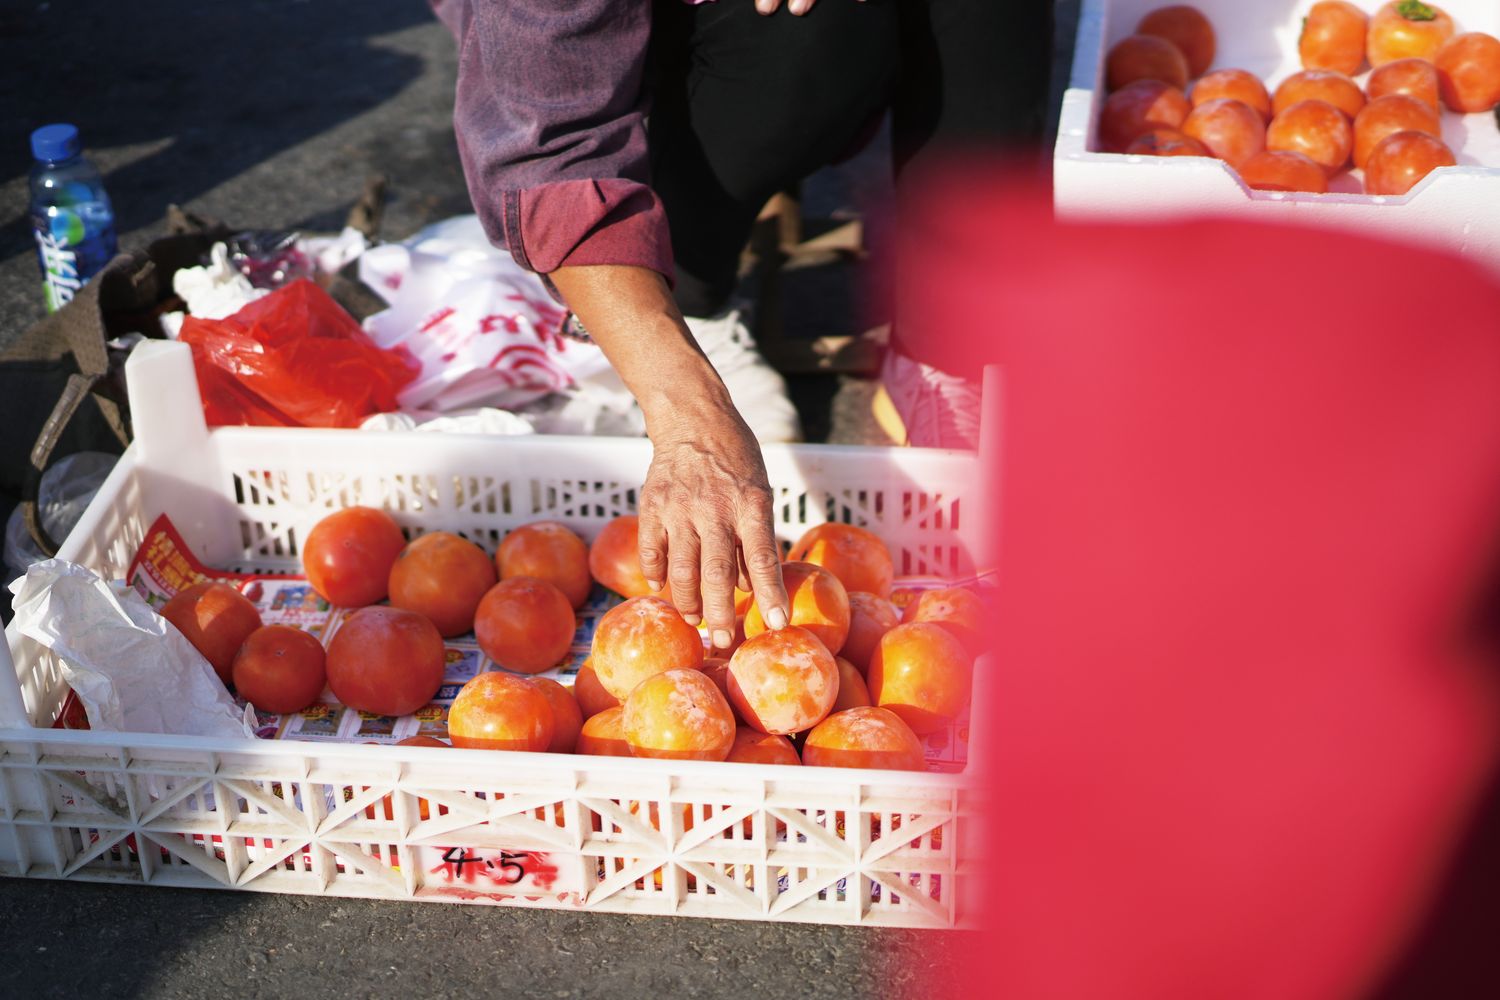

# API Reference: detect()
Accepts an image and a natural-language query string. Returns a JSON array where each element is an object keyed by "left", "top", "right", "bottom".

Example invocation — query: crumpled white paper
[
  {"left": 159, "top": 242, "right": 270, "bottom": 338},
  {"left": 9, "top": 560, "right": 256, "bottom": 739}
]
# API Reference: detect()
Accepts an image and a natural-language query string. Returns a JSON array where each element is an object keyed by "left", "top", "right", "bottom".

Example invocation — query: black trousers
[{"left": 648, "top": 0, "right": 1052, "bottom": 318}]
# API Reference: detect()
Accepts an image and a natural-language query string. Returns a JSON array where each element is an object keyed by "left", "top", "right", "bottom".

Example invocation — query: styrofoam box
[
  {"left": 0, "top": 342, "right": 996, "bottom": 928},
  {"left": 1055, "top": 0, "right": 1500, "bottom": 276}
]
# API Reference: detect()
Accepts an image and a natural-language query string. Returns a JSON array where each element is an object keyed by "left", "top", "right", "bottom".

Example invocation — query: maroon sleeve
[{"left": 440, "top": 0, "right": 674, "bottom": 283}]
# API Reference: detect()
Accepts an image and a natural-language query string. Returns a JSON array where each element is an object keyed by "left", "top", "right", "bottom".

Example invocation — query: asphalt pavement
[{"left": 0, "top": 2, "right": 1077, "bottom": 995}]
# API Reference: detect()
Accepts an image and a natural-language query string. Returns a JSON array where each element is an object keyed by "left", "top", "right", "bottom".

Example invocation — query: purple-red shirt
[{"left": 434, "top": 0, "right": 676, "bottom": 287}]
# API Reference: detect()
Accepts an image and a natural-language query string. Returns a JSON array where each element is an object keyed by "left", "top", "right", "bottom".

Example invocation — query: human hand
[
  {"left": 638, "top": 401, "right": 790, "bottom": 651},
  {"left": 548, "top": 263, "right": 792, "bottom": 651},
  {"left": 755, "top": 0, "right": 864, "bottom": 16}
]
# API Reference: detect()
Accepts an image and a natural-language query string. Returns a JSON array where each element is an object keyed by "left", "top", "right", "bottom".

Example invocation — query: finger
[
  {"left": 738, "top": 495, "right": 789, "bottom": 630},
  {"left": 637, "top": 499, "right": 669, "bottom": 593},
  {"left": 667, "top": 521, "right": 704, "bottom": 626},
  {"left": 756, "top": 0, "right": 780, "bottom": 14},
  {"left": 736, "top": 548, "right": 752, "bottom": 595},
  {"left": 789, "top": 0, "right": 814, "bottom": 13},
  {"left": 699, "top": 525, "right": 740, "bottom": 651}
]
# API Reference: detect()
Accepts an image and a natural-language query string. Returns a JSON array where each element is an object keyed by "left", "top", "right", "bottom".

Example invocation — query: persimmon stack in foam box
[
  {"left": 0, "top": 342, "right": 994, "bottom": 928},
  {"left": 1055, "top": 1, "right": 1500, "bottom": 277}
]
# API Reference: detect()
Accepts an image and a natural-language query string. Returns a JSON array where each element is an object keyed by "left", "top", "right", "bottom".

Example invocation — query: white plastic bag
[
  {"left": 298, "top": 226, "right": 369, "bottom": 277},
  {"left": 358, "top": 216, "right": 630, "bottom": 419},
  {"left": 8, "top": 560, "right": 256, "bottom": 739}
]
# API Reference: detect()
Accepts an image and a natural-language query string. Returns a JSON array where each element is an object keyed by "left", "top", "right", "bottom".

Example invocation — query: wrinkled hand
[
  {"left": 756, "top": 0, "right": 863, "bottom": 15},
  {"left": 546, "top": 262, "right": 791, "bottom": 650},
  {"left": 638, "top": 403, "right": 789, "bottom": 651}
]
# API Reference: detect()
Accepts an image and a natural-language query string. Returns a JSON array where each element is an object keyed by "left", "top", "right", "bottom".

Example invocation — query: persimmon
[
  {"left": 572, "top": 658, "right": 620, "bottom": 718},
  {"left": 622, "top": 668, "right": 736, "bottom": 761},
  {"left": 1238, "top": 150, "right": 1331, "bottom": 193},
  {"left": 388, "top": 531, "right": 496, "bottom": 637},
  {"left": 1299, "top": 1, "right": 1369, "bottom": 76},
  {"left": 369, "top": 736, "right": 449, "bottom": 822},
  {"left": 725, "top": 727, "right": 801, "bottom": 766},
  {"left": 532, "top": 677, "right": 583, "bottom": 753},
  {"left": 1191, "top": 69, "right": 1271, "bottom": 121},
  {"left": 868, "top": 622, "right": 973, "bottom": 736},
  {"left": 1366, "top": 58, "right": 1442, "bottom": 110},
  {"left": 1266, "top": 100, "right": 1354, "bottom": 174},
  {"left": 841, "top": 592, "right": 901, "bottom": 674},
  {"left": 1099, "top": 80, "right": 1192, "bottom": 153},
  {"left": 1107, "top": 34, "right": 1189, "bottom": 91},
  {"left": 802, "top": 707, "right": 926, "bottom": 772},
  {"left": 160, "top": 581, "right": 262, "bottom": 685},
  {"left": 1272, "top": 70, "right": 1365, "bottom": 120},
  {"left": 1137, "top": 6, "right": 1215, "bottom": 78},
  {"left": 473, "top": 577, "right": 576, "bottom": 674},
  {"left": 1435, "top": 32, "right": 1500, "bottom": 113},
  {"left": 728, "top": 614, "right": 748, "bottom": 655},
  {"left": 700, "top": 656, "right": 734, "bottom": 704},
  {"left": 448, "top": 671, "right": 553, "bottom": 752},
  {"left": 1353, "top": 94, "right": 1441, "bottom": 169},
  {"left": 1368, "top": 1, "right": 1455, "bottom": 68},
  {"left": 1364, "top": 130, "right": 1456, "bottom": 194},
  {"left": 231, "top": 624, "right": 325, "bottom": 713},
  {"left": 1182, "top": 98, "right": 1266, "bottom": 168},
  {"left": 787, "top": 523, "right": 894, "bottom": 599},
  {"left": 325, "top": 606, "right": 444, "bottom": 717},
  {"left": 577, "top": 706, "right": 632, "bottom": 757},
  {"left": 397, "top": 735, "right": 449, "bottom": 748},
  {"left": 497, "top": 521, "right": 592, "bottom": 609},
  {"left": 301, "top": 506, "right": 406, "bottom": 608},
  {"left": 726, "top": 625, "right": 840, "bottom": 735},
  {"left": 831, "top": 657, "right": 873, "bottom": 714},
  {"left": 902, "top": 587, "right": 985, "bottom": 656},
  {"left": 590, "top": 596, "right": 705, "bottom": 700},
  {"left": 743, "top": 560, "right": 850, "bottom": 654},
  {"left": 1126, "top": 128, "right": 1210, "bottom": 156},
  {"left": 625, "top": 799, "right": 696, "bottom": 886},
  {"left": 588, "top": 514, "right": 667, "bottom": 601}
]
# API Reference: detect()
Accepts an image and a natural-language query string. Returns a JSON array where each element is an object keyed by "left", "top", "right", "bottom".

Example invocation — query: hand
[
  {"left": 638, "top": 402, "right": 789, "bottom": 649},
  {"left": 549, "top": 264, "right": 791, "bottom": 650},
  {"left": 756, "top": 0, "right": 862, "bottom": 15}
]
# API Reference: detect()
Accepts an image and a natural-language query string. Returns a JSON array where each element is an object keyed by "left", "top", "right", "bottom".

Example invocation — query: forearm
[
  {"left": 551, "top": 265, "right": 738, "bottom": 438},
  {"left": 550, "top": 264, "right": 789, "bottom": 642}
]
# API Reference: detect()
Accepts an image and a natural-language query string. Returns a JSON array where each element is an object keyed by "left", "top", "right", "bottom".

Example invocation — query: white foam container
[
  {"left": 1055, "top": 0, "right": 1500, "bottom": 276},
  {"left": 0, "top": 341, "right": 997, "bottom": 928}
]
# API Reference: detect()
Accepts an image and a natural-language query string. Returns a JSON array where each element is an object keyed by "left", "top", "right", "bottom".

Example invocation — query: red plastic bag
[{"left": 178, "top": 279, "right": 417, "bottom": 428}]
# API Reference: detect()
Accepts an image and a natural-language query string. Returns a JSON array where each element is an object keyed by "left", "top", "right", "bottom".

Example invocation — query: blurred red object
[
  {"left": 177, "top": 279, "right": 417, "bottom": 427},
  {"left": 901, "top": 165, "right": 1500, "bottom": 1000}
]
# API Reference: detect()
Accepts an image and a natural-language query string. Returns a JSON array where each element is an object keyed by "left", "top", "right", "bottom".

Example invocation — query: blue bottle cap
[{"left": 31, "top": 123, "right": 81, "bottom": 163}]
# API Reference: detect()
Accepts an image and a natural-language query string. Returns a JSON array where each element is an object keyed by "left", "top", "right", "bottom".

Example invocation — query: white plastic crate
[
  {"left": 1055, "top": 0, "right": 1500, "bottom": 276},
  {"left": 0, "top": 341, "right": 996, "bottom": 928}
]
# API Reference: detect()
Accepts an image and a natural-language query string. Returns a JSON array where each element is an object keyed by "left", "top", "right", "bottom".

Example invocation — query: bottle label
[{"left": 35, "top": 226, "right": 82, "bottom": 312}]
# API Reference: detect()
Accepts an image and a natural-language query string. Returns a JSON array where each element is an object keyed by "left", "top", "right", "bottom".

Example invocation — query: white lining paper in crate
[
  {"left": 0, "top": 341, "right": 993, "bottom": 928},
  {"left": 1055, "top": 0, "right": 1500, "bottom": 276}
]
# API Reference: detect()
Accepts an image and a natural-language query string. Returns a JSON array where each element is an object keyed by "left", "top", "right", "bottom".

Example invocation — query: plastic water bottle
[{"left": 29, "top": 123, "right": 118, "bottom": 313}]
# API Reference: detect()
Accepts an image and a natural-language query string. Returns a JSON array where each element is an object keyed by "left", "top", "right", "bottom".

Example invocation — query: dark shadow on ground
[{"left": 0, "top": 0, "right": 433, "bottom": 265}]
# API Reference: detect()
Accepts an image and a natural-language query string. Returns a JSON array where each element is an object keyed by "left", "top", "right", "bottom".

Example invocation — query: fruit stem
[{"left": 1396, "top": 1, "right": 1439, "bottom": 22}]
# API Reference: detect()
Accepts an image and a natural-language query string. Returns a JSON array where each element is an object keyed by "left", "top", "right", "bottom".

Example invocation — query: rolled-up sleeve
[{"left": 441, "top": 0, "right": 673, "bottom": 283}]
